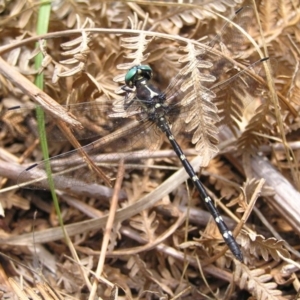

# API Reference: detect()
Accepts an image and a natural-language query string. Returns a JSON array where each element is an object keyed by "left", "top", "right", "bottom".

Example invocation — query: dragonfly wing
[
  {"left": 3, "top": 101, "right": 121, "bottom": 141},
  {"left": 17, "top": 118, "right": 162, "bottom": 190}
]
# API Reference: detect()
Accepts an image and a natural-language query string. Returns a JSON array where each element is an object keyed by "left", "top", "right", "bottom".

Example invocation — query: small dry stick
[{"left": 88, "top": 159, "right": 125, "bottom": 299}]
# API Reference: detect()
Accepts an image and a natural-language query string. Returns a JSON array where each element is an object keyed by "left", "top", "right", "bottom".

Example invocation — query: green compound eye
[
  {"left": 125, "top": 65, "right": 153, "bottom": 87},
  {"left": 125, "top": 66, "right": 139, "bottom": 87},
  {"left": 138, "top": 65, "right": 152, "bottom": 79}
]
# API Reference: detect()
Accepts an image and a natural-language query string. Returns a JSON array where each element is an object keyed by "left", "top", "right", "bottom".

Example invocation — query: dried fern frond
[
  {"left": 116, "top": 13, "right": 154, "bottom": 82},
  {"left": 172, "top": 41, "right": 219, "bottom": 166},
  {"left": 205, "top": 157, "right": 240, "bottom": 200},
  {"left": 46, "top": 17, "right": 95, "bottom": 80},
  {"left": 234, "top": 262, "right": 285, "bottom": 300},
  {"left": 1, "top": 0, "right": 300, "bottom": 299},
  {"left": 141, "top": 0, "right": 245, "bottom": 34},
  {"left": 131, "top": 210, "right": 158, "bottom": 237},
  {"left": 237, "top": 102, "right": 277, "bottom": 154},
  {"left": 52, "top": 0, "right": 96, "bottom": 28},
  {"left": 241, "top": 233, "right": 291, "bottom": 262}
]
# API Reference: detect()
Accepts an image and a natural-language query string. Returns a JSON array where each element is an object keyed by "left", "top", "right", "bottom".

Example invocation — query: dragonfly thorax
[{"left": 132, "top": 76, "right": 169, "bottom": 121}]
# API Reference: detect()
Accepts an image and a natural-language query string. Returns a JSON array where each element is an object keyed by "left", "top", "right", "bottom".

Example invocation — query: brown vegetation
[{"left": 0, "top": 0, "right": 300, "bottom": 299}]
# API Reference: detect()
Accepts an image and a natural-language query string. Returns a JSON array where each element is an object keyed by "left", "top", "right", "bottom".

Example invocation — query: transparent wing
[
  {"left": 2, "top": 100, "right": 136, "bottom": 141},
  {"left": 16, "top": 115, "right": 163, "bottom": 190}
]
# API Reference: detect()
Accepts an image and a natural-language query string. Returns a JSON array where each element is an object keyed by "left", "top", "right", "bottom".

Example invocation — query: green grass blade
[{"left": 34, "top": 1, "right": 64, "bottom": 229}]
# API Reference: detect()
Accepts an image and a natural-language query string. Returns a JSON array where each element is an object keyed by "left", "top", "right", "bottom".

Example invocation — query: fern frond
[
  {"left": 230, "top": 178, "right": 273, "bottom": 214},
  {"left": 172, "top": 42, "right": 219, "bottom": 166},
  {"left": 53, "top": 1, "right": 96, "bottom": 28},
  {"left": 107, "top": 2, "right": 132, "bottom": 26},
  {"left": 260, "top": 1, "right": 279, "bottom": 33},
  {"left": 158, "top": 0, "right": 244, "bottom": 33},
  {"left": 117, "top": 13, "right": 153, "bottom": 74},
  {"left": 57, "top": 18, "right": 95, "bottom": 78},
  {"left": 130, "top": 210, "right": 159, "bottom": 241},
  {"left": 234, "top": 262, "right": 284, "bottom": 300},
  {"left": 244, "top": 234, "right": 291, "bottom": 262},
  {"left": 237, "top": 101, "right": 276, "bottom": 154},
  {"left": 5, "top": 0, "right": 36, "bottom": 29},
  {"left": 2, "top": 1, "right": 300, "bottom": 298},
  {"left": 205, "top": 158, "right": 239, "bottom": 200},
  {"left": 128, "top": 255, "right": 174, "bottom": 296},
  {"left": 278, "top": 0, "right": 296, "bottom": 24}
]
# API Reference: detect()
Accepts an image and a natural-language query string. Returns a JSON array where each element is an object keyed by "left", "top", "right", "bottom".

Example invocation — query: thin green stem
[{"left": 34, "top": 1, "right": 64, "bottom": 229}]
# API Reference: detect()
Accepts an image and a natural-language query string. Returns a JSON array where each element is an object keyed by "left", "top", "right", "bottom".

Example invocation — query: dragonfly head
[{"left": 125, "top": 65, "right": 153, "bottom": 88}]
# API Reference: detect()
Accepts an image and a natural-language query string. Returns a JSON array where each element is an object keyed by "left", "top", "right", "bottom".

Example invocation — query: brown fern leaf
[
  {"left": 231, "top": 178, "right": 271, "bottom": 214},
  {"left": 205, "top": 158, "right": 239, "bottom": 200},
  {"left": 2, "top": 1, "right": 36, "bottom": 30},
  {"left": 278, "top": 0, "right": 296, "bottom": 26},
  {"left": 72, "top": 52, "right": 122, "bottom": 101},
  {"left": 259, "top": 0, "right": 280, "bottom": 33},
  {"left": 116, "top": 14, "right": 154, "bottom": 78},
  {"left": 1, "top": 103, "right": 30, "bottom": 139},
  {"left": 237, "top": 101, "right": 276, "bottom": 154},
  {"left": 130, "top": 210, "right": 159, "bottom": 241},
  {"left": 246, "top": 234, "right": 291, "bottom": 262},
  {"left": 234, "top": 262, "right": 284, "bottom": 300},
  {"left": 156, "top": 0, "right": 244, "bottom": 33},
  {"left": 127, "top": 255, "right": 173, "bottom": 297},
  {"left": 167, "top": 41, "right": 219, "bottom": 166},
  {"left": 57, "top": 18, "right": 95, "bottom": 78},
  {"left": 213, "top": 60, "right": 268, "bottom": 135},
  {"left": 106, "top": 2, "right": 132, "bottom": 26},
  {"left": 53, "top": 1, "right": 96, "bottom": 28}
]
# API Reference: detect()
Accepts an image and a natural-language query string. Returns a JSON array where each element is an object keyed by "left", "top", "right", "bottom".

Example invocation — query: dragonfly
[
  {"left": 2, "top": 6, "right": 268, "bottom": 261},
  {"left": 124, "top": 64, "right": 245, "bottom": 261}
]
